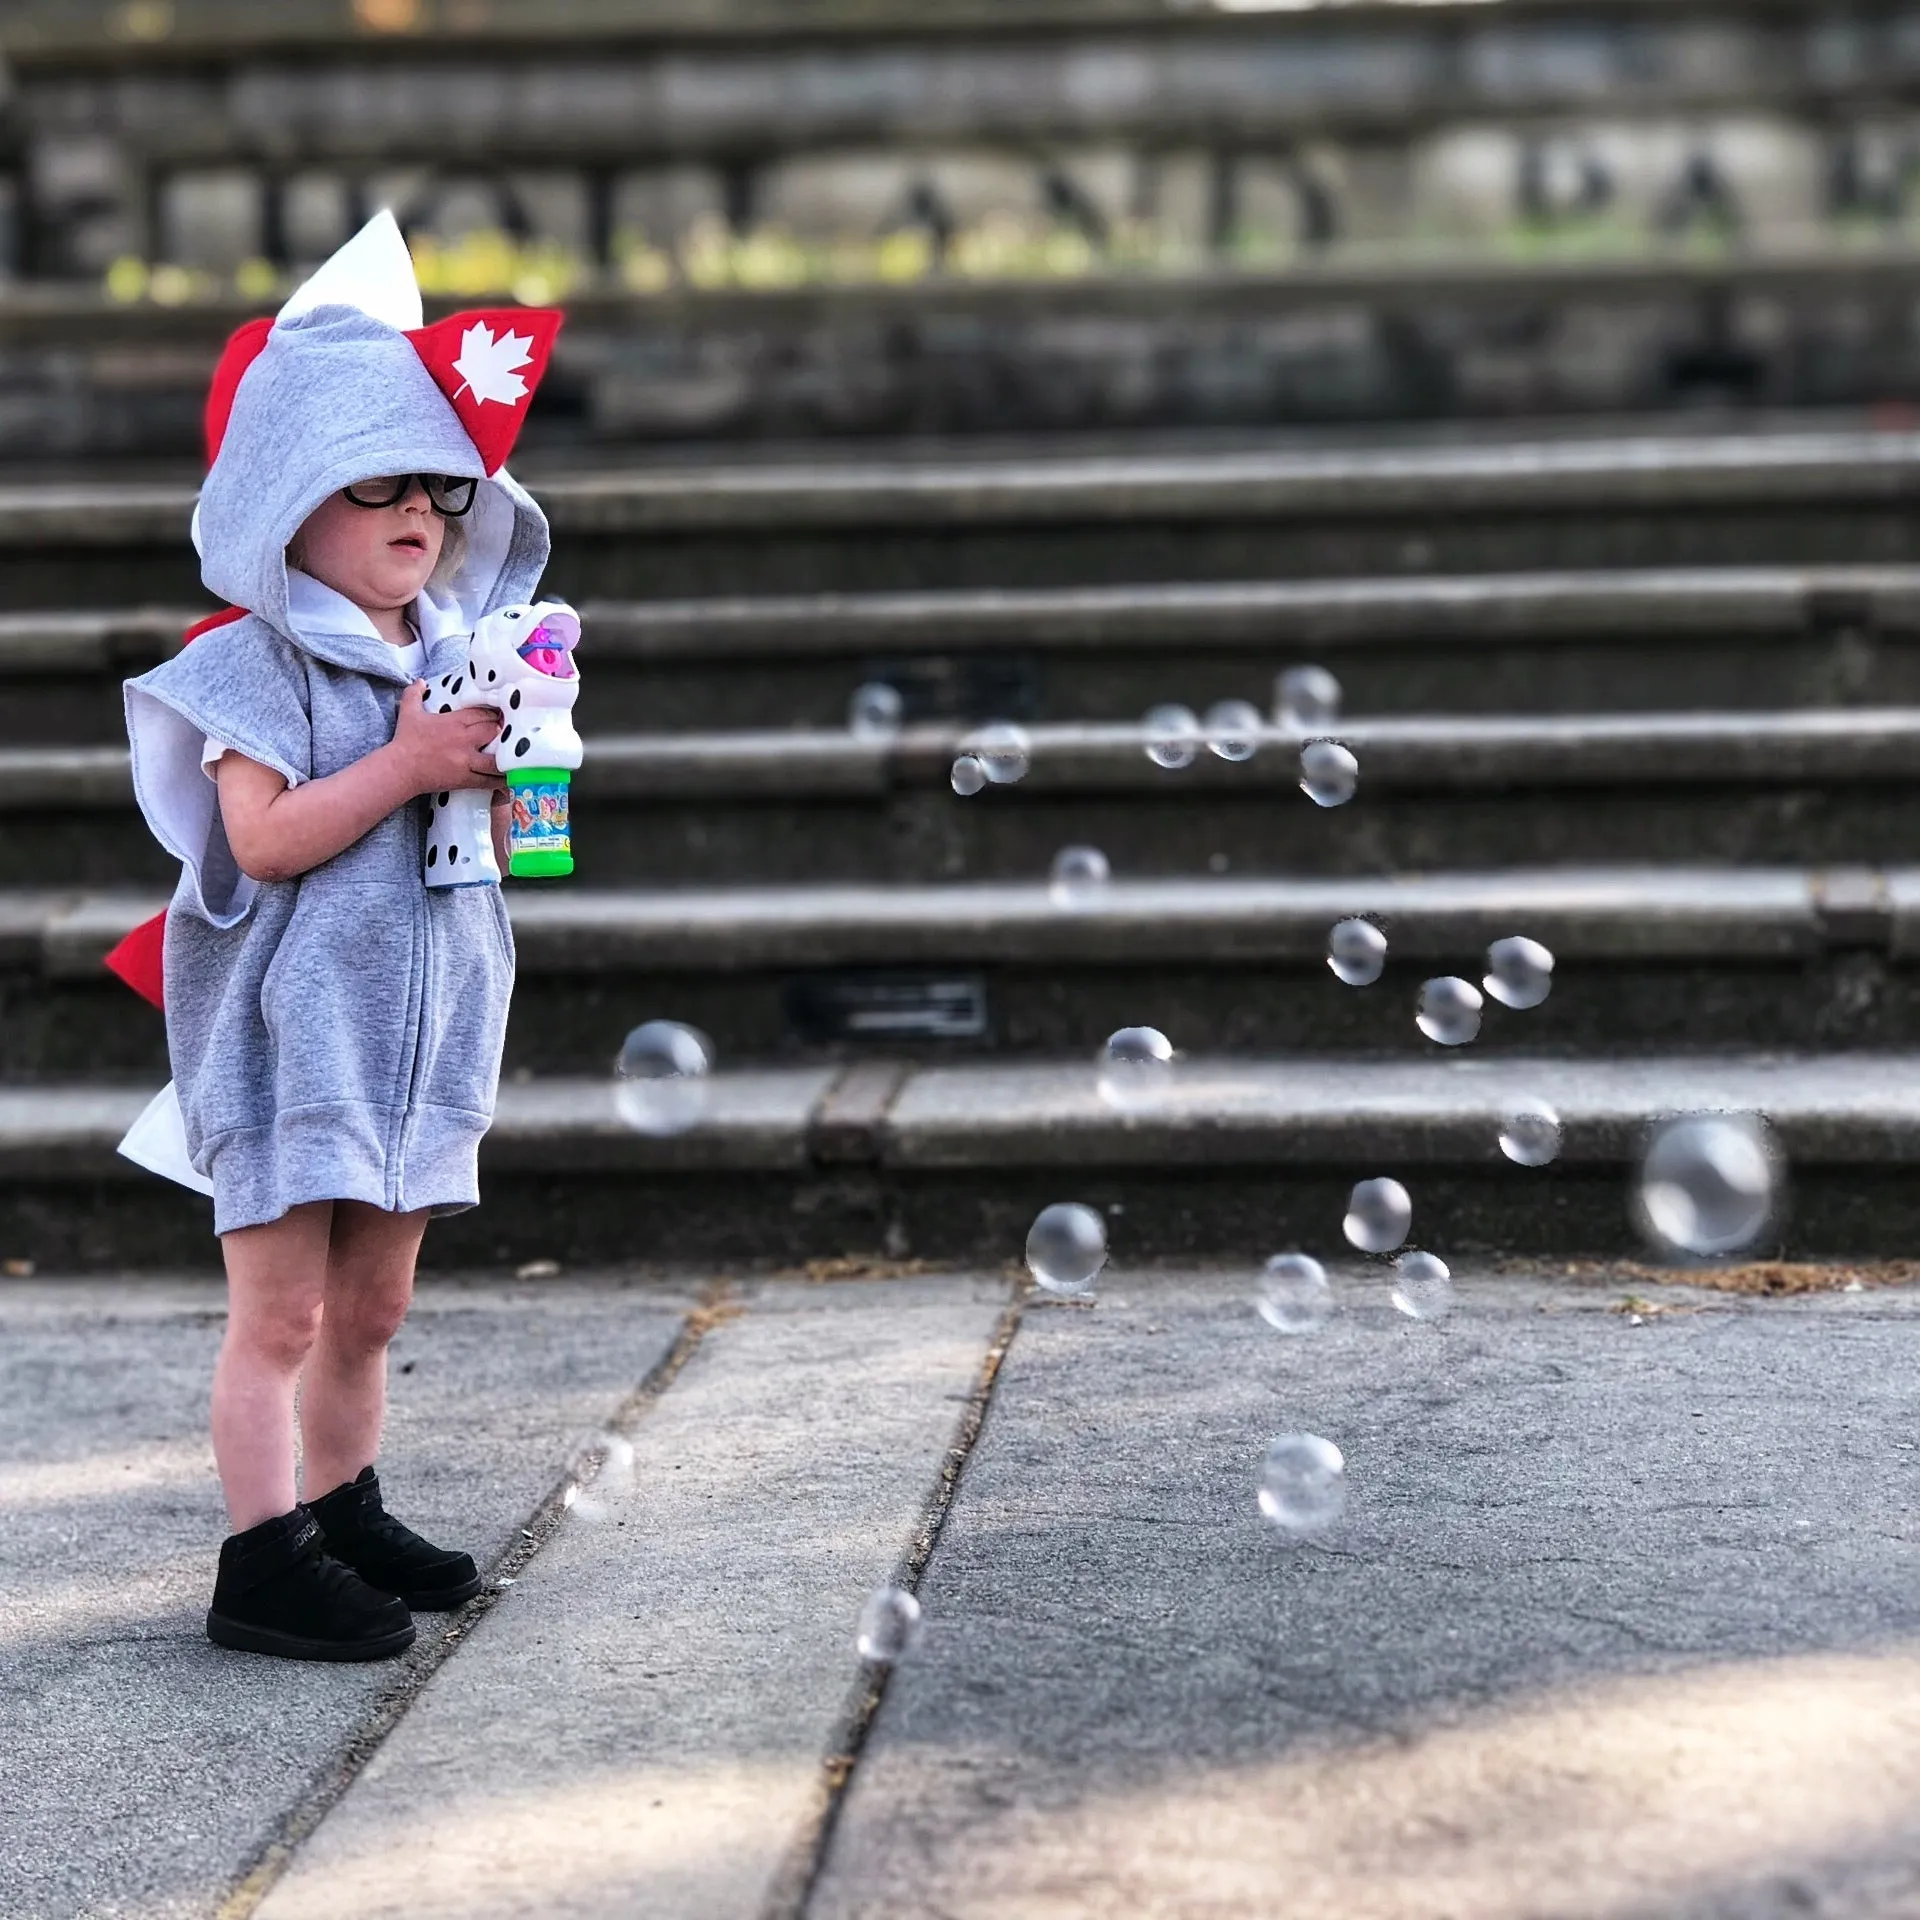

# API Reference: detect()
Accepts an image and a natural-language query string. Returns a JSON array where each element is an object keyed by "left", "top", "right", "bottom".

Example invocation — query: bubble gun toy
[{"left": 421, "top": 599, "right": 582, "bottom": 886}]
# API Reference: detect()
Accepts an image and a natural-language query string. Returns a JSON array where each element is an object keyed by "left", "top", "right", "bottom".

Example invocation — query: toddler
[{"left": 120, "top": 218, "right": 561, "bottom": 1660}]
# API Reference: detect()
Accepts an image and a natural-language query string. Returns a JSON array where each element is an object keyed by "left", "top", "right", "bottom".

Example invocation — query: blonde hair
[{"left": 427, "top": 512, "right": 468, "bottom": 595}]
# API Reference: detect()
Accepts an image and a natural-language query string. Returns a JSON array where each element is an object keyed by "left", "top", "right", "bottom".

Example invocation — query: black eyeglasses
[{"left": 340, "top": 474, "right": 478, "bottom": 517}]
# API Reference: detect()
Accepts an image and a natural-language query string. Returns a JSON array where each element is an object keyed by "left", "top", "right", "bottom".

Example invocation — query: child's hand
[{"left": 388, "top": 681, "right": 504, "bottom": 796}]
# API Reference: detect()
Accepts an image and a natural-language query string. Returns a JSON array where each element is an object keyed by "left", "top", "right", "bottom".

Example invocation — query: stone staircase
[
  {"left": 9, "top": 425, "right": 1920, "bottom": 1268},
  {"left": 19, "top": 1, "right": 1920, "bottom": 450}
]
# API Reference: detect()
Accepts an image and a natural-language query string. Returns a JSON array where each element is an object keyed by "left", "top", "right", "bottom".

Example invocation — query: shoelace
[
  {"left": 291, "top": 1532, "right": 384, "bottom": 1602},
  {"left": 351, "top": 1498, "right": 430, "bottom": 1560}
]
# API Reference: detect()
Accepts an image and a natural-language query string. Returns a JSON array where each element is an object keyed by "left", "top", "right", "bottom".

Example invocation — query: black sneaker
[
  {"left": 206, "top": 1507, "right": 415, "bottom": 1662},
  {"left": 309, "top": 1466, "right": 483, "bottom": 1611}
]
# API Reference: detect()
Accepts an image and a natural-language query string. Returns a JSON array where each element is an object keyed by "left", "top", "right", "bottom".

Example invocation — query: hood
[{"left": 194, "top": 302, "right": 550, "bottom": 669}]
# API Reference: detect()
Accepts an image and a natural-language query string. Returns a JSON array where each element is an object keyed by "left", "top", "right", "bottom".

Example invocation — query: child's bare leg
[
  {"left": 299, "top": 1201, "right": 428, "bottom": 1498},
  {"left": 212, "top": 1202, "right": 333, "bottom": 1531},
  {"left": 205, "top": 1201, "right": 416, "bottom": 1663}
]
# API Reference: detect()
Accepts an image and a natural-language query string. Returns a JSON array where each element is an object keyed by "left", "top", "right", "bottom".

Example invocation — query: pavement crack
[
  {"left": 761, "top": 1286, "right": 1025, "bottom": 1920},
  {"left": 1552, "top": 1604, "right": 1676, "bottom": 1650},
  {"left": 209, "top": 1281, "right": 731, "bottom": 1920}
]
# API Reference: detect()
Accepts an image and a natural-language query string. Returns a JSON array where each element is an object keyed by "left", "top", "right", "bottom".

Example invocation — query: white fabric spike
[
  {"left": 277, "top": 208, "right": 422, "bottom": 333},
  {"left": 117, "top": 1082, "right": 215, "bottom": 1196}
]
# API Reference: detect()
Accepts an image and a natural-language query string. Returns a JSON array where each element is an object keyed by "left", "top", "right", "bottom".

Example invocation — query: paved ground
[{"left": 3, "top": 1265, "right": 1918, "bottom": 1920}]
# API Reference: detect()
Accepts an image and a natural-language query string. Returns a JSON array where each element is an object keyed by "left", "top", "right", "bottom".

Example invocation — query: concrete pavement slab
[
  {"left": 812, "top": 1273, "right": 1920, "bottom": 1920},
  {"left": 0, "top": 1275, "right": 695, "bottom": 1920},
  {"left": 253, "top": 1276, "right": 1010, "bottom": 1920}
]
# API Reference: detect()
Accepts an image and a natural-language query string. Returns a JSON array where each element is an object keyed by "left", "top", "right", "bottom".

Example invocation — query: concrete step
[
  {"left": 18, "top": 710, "right": 1920, "bottom": 888},
  {"left": 13, "top": 4, "right": 1916, "bottom": 133},
  {"left": 566, "top": 708, "right": 1920, "bottom": 884},
  {"left": 6, "top": 1051, "right": 1917, "bottom": 1268},
  {"left": 16, "top": 567, "right": 1920, "bottom": 741},
  {"left": 563, "top": 565, "right": 1920, "bottom": 729},
  {"left": 14, "top": 431, "right": 1920, "bottom": 606},
  {"left": 7, "top": 866, "right": 1918, "bottom": 1078},
  {"left": 23, "top": 248, "right": 1920, "bottom": 456}
]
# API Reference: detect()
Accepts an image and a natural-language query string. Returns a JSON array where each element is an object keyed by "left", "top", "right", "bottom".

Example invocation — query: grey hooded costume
[{"left": 123, "top": 302, "right": 550, "bottom": 1235}]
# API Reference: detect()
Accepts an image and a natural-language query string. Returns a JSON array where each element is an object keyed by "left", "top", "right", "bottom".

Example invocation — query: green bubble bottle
[{"left": 507, "top": 767, "right": 575, "bottom": 878}]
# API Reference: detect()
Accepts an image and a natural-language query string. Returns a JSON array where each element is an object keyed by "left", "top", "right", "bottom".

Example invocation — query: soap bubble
[
  {"left": 1299, "top": 739, "right": 1359, "bottom": 808},
  {"left": 1485, "top": 935, "right": 1555, "bottom": 1011},
  {"left": 1255, "top": 1253, "right": 1332, "bottom": 1334},
  {"left": 1328, "top": 917, "right": 1387, "bottom": 987},
  {"left": 1049, "top": 844, "right": 1111, "bottom": 907},
  {"left": 614, "top": 1020, "right": 712, "bottom": 1136},
  {"left": 1026, "top": 1202, "right": 1108, "bottom": 1296},
  {"left": 1635, "top": 1113, "right": 1777, "bottom": 1258},
  {"left": 1499, "top": 1098, "right": 1562, "bottom": 1168},
  {"left": 569, "top": 1429, "right": 636, "bottom": 1492},
  {"left": 597, "top": 1432, "right": 636, "bottom": 1486},
  {"left": 950, "top": 753, "right": 987, "bottom": 796},
  {"left": 562, "top": 1482, "right": 609, "bottom": 1525},
  {"left": 1416, "top": 977, "right": 1483, "bottom": 1047},
  {"left": 1258, "top": 1432, "right": 1346, "bottom": 1532},
  {"left": 1344, "top": 1177, "right": 1411, "bottom": 1254},
  {"left": 560, "top": 1432, "right": 632, "bottom": 1524},
  {"left": 1098, "top": 1026, "right": 1174, "bottom": 1108},
  {"left": 1390, "top": 1249, "right": 1454, "bottom": 1322},
  {"left": 856, "top": 1585, "right": 922, "bottom": 1663},
  {"left": 847, "top": 681, "right": 903, "bottom": 739},
  {"left": 1275, "top": 664, "right": 1342, "bottom": 733},
  {"left": 1143, "top": 703, "right": 1201, "bottom": 771},
  {"left": 1204, "top": 698, "right": 1264, "bottom": 763},
  {"left": 966, "top": 721, "right": 1031, "bottom": 785}
]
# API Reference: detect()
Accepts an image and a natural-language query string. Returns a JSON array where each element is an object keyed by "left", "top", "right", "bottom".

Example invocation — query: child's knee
[
  {"left": 327, "top": 1268, "right": 415, "bottom": 1353},
  {"left": 229, "top": 1293, "right": 325, "bottom": 1372},
  {"left": 353, "top": 1285, "right": 413, "bottom": 1353}
]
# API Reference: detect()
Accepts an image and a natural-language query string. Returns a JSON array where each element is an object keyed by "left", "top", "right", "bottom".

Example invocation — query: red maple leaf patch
[{"left": 406, "top": 307, "right": 563, "bottom": 473}]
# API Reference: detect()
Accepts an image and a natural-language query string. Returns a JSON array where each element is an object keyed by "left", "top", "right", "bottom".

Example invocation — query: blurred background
[
  {"left": 8, "top": 0, "right": 1920, "bottom": 458},
  {"left": 18, "top": 0, "right": 1920, "bottom": 1273}
]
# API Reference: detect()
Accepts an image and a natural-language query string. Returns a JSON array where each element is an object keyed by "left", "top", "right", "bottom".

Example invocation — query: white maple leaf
[{"left": 450, "top": 321, "right": 534, "bottom": 407}]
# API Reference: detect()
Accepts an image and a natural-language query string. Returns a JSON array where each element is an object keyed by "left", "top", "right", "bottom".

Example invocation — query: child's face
[{"left": 290, "top": 477, "right": 447, "bottom": 613}]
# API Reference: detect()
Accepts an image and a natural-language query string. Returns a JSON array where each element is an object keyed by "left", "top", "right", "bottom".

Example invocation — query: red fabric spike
[
  {"left": 203, "top": 315, "right": 275, "bottom": 464},
  {"left": 105, "top": 912, "right": 166, "bottom": 1010},
  {"left": 404, "top": 308, "right": 562, "bottom": 474},
  {"left": 181, "top": 605, "right": 248, "bottom": 646}
]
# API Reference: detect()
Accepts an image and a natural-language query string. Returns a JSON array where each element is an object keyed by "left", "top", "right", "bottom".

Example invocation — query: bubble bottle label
[{"left": 507, "top": 767, "right": 573, "bottom": 878}]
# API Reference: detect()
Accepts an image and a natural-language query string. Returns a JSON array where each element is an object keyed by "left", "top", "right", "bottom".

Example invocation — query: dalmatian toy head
[
  {"left": 461, "top": 602, "right": 580, "bottom": 719},
  {"left": 422, "top": 598, "right": 583, "bottom": 886}
]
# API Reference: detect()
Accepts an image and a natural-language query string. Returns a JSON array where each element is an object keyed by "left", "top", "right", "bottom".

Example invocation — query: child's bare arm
[
  {"left": 218, "top": 681, "right": 501, "bottom": 884},
  {"left": 491, "top": 792, "right": 511, "bottom": 875}
]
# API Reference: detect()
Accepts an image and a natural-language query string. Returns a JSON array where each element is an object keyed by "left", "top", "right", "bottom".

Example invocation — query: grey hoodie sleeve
[{"left": 124, "top": 618, "right": 313, "bottom": 928}]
